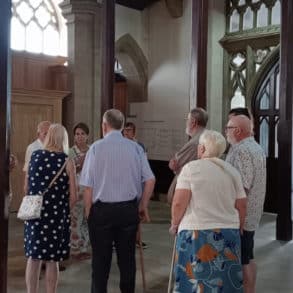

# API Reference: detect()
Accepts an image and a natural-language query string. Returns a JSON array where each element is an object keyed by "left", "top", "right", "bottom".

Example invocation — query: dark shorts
[{"left": 241, "top": 230, "right": 255, "bottom": 265}]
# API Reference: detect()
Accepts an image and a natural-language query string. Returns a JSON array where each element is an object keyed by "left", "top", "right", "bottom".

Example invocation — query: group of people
[
  {"left": 18, "top": 105, "right": 266, "bottom": 293},
  {"left": 21, "top": 109, "right": 155, "bottom": 293},
  {"left": 169, "top": 107, "right": 266, "bottom": 293}
]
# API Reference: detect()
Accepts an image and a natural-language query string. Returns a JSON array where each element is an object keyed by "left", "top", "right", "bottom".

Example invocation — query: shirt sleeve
[
  {"left": 139, "top": 146, "right": 155, "bottom": 182},
  {"left": 233, "top": 148, "right": 254, "bottom": 191},
  {"left": 79, "top": 146, "right": 95, "bottom": 188},
  {"left": 23, "top": 145, "right": 32, "bottom": 172},
  {"left": 175, "top": 140, "right": 198, "bottom": 171},
  {"left": 68, "top": 147, "right": 75, "bottom": 160},
  {"left": 176, "top": 164, "right": 192, "bottom": 190},
  {"left": 232, "top": 168, "right": 247, "bottom": 199}
]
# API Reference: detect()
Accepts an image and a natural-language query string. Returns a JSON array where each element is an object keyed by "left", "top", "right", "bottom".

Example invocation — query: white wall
[
  {"left": 128, "top": 0, "right": 193, "bottom": 161},
  {"left": 115, "top": 4, "right": 148, "bottom": 57},
  {"left": 115, "top": 0, "right": 226, "bottom": 161}
]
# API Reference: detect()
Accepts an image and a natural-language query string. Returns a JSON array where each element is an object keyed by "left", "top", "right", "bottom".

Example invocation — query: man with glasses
[
  {"left": 167, "top": 108, "right": 208, "bottom": 203},
  {"left": 123, "top": 122, "right": 146, "bottom": 153},
  {"left": 225, "top": 115, "right": 266, "bottom": 293}
]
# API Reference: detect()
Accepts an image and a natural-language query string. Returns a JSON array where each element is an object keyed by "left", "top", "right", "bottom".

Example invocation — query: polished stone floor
[{"left": 7, "top": 201, "right": 293, "bottom": 292}]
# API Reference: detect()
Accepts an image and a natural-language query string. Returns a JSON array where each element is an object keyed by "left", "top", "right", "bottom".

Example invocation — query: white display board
[{"left": 138, "top": 127, "right": 187, "bottom": 161}]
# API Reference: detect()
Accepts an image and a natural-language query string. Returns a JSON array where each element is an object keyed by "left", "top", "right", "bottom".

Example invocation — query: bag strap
[{"left": 41, "top": 159, "right": 68, "bottom": 196}]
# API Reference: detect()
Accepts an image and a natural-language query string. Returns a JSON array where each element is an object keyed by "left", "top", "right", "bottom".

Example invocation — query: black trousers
[{"left": 88, "top": 199, "right": 139, "bottom": 293}]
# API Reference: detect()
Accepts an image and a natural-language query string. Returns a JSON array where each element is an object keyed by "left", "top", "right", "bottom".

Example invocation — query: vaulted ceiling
[{"left": 116, "top": 0, "right": 159, "bottom": 10}]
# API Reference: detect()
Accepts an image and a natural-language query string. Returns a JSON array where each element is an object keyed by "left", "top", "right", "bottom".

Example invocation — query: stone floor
[{"left": 7, "top": 201, "right": 293, "bottom": 292}]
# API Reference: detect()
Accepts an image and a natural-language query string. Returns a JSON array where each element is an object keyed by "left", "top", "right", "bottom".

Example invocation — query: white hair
[{"left": 199, "top": 130, "right": 226, "bottom": 158}]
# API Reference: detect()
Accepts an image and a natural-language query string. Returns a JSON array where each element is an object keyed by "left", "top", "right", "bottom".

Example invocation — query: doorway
[{"left": 252, "top": 60, "right": 280, "bottom": 213}]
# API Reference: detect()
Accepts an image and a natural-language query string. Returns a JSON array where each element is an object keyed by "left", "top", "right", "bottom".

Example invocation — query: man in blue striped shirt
[{"left": 80, "top": 109, "right": 155, "bottom": 293}]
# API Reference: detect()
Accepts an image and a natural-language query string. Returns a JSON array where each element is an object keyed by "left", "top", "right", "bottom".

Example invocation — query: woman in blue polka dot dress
[{"left": 24, "top": 124, "right": 77, "bottom": 293}]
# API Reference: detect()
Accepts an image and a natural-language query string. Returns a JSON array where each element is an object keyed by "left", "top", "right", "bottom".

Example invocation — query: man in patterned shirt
[{"left": 225, "top": 115, "right": 266, "bottom": 293}]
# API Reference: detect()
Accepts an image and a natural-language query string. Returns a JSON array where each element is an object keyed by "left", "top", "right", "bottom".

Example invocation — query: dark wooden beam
[
  {"left": 116, "top": 0, "right": 158, "bottom": 10},
  {"left": 276, "top": 0, "right": 293, "bottom": 241},
  {"left": 0, "top": 0, "right": 11, "bottom": 291},
  {"left": 190, "top": 0, "right": 208, "bottom": 109},
  {"left": 101, "top": 0, "right": 115, "bottom": 116}
]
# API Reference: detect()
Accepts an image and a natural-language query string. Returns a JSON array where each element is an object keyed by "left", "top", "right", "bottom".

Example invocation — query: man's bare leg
[{"left": 243, "top": 260, "right": 257, "bottom": 293}]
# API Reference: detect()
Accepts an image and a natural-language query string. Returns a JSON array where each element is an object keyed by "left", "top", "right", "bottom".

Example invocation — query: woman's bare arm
[
  {"left": 170, "top": 189, "right": 191, "bottom": 233},
  {"left": 66, "top": 159, "right": 77, "bottom": 208}
]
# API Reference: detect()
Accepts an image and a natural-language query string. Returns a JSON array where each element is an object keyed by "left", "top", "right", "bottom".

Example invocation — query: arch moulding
[{"left": 115, "top": 33, "right": 148, "bottom": 103}]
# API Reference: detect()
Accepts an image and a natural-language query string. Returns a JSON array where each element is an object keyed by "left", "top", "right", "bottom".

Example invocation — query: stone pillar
[{"left": 60, "top": 0, "right": 102, "bottom": 142}]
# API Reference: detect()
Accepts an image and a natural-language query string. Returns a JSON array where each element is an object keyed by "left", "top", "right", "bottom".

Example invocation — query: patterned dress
[
  {"left": 24, "top": 150, "right": 70, "bottom": 262},
  {"left": 68, "top": 145, "right": 90, "bottom": 255},
  {"left": 174, "top": 229, "right": 243, "bottom": 293}
]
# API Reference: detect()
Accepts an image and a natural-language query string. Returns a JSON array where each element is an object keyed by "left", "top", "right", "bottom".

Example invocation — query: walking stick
[
  {"left": 167, "top": 235, "right": 177, "bottom": 293},
  {"left": 138, "top": 223, "right": 147, "bottom": 292}
]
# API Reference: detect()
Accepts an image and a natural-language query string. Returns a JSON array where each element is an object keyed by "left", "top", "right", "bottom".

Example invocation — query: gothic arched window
[{"left": 11, "top": 0, "right": 67, "bottom": 56}]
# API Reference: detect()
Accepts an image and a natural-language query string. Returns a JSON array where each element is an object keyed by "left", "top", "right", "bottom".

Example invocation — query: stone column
[{"left": 60, "top": 0, "right": 102, "bottom": 142}]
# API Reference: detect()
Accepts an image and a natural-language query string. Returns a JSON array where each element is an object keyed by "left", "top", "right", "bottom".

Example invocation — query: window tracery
[
  {"left": 227, "top": 0, "right": 280, "bottom": 34},
  {"left": 11, "top": 0, "right": 67, "bottom": 56},
  {"left": 224, "top": 0, "right": 280, "bottom": 110}
]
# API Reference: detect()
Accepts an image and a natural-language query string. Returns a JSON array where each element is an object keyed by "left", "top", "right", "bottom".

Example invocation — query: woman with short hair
[
  {"left": 24, "top": 123, "right": 77, "bottom": 293},
  {"left": 170, "top": 130, "right": 247, "bottom": 293}
]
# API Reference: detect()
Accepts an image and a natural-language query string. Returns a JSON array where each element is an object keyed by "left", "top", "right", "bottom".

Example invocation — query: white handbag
[{"left": 17, "top": 159, "right": 68, "bottom": 221}]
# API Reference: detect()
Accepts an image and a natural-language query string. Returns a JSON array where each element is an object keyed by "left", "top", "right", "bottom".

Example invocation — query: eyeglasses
[{"left": 225, "top": 126, "right": 238, "bottom": 131}]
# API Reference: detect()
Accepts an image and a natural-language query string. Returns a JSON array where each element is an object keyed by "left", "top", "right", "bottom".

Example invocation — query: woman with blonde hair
[
  {"left": 24, "top": 123, "right": 77, "bottom": 293},
  {"left": 170, "top": 130, "right": 247, "bottom": 292}
]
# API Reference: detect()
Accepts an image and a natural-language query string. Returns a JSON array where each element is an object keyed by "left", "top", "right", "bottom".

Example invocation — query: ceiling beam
[{"left": 116, "top": 0, "right": 157, "bottom": 11}]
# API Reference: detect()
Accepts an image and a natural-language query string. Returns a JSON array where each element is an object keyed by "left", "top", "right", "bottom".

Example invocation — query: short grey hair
[
  {"left": 190, "top": 108, "right": 208, "bottom": 127},
  {"left": 103, "top": 109, "right": 125, "bottom": 130},
  {"left": 37, "top": 120, "right": 51, "bottom": 133},
  {"left": 199, "top": 130, "right": 226, "bottom": 158}
]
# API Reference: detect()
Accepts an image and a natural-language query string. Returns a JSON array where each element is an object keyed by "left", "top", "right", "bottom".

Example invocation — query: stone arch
[
  {"left": 247, "top": 45, "right": 280, "bottom": 109},
  {"left": 115, "top": 34, "right": 148, "bottom": 103}
]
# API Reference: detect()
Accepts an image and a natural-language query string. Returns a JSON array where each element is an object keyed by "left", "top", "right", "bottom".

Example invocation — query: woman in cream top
[{"left": 170, "top": 130, "right": 247, "bottom": 293}]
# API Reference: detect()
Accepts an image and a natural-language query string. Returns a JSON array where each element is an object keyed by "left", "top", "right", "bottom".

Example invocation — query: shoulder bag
[{"left": 17, "top": 159, "right": 68, "bottom": 221}]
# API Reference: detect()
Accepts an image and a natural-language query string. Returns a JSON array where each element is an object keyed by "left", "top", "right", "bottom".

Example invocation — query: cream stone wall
[
  {"left": 115, "top": 0, "right": 226, "bottom": 161},
  {"left": 116, "top": 1, "right": 192, "bottom": 161},
  {"left": 115, "top": 4, "right": 148, "bottom": 57}
]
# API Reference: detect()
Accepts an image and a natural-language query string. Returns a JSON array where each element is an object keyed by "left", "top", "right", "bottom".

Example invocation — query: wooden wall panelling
[
  {"left": 11, "top": 51, "right": 67, "bottom": 90},
  {"left": 10, "top": 89, "right": 70, "bottom": 211},
  {"left": 49, "top": 65, "right": 69, "bottom": 91},
  {"left": 114, "top": 81, "right": 128, "bottom": 116}
]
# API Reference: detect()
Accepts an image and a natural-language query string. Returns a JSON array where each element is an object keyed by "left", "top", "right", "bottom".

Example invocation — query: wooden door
[
  {"left": 252, "top": 61, "right": 280, "bottom": 213},
  {"left": 10, "top": 89, "right": 68, "bottom": 211},
  {"left": 114, "top": 80, "right": 128, "bottom": 116}
]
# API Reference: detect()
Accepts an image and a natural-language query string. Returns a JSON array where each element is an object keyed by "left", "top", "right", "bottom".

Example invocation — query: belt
[{"left": 94, "top": 198, "right": 137, "bottom": 206}]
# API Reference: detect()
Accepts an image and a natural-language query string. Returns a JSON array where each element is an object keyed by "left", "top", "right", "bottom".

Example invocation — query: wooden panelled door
[{"left": 253, "top": 61, "right": 280, "bottom": 213}]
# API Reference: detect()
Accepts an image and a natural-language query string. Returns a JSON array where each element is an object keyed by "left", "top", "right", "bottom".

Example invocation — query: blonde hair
[
  {"left": 199, "top": 130, "right": 226, "bottom": 158},
  {"left": 43, "top": 124, "right": 69, "bottom": 154}
]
